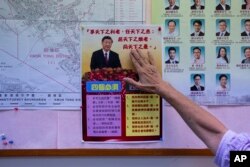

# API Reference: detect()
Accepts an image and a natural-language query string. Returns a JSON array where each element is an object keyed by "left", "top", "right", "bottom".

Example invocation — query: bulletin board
[{"left": 0, "top": 0, "right": 250, "bottom": 157}]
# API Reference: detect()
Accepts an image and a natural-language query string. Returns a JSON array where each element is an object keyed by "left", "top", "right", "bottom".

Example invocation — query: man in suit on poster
[
  {"left": 190, "top": 74, "right": 205, "bottom": 91},
  {"left": 165, "top": 0, "right": 179, "bottom": 10},
  {"left": 190, "top": 20, "right": 205, "bottom": 36},
  {"left": 216, "top": 0, "right": 231, "bottom": 10},
  {"left": 216, "top": 20, "right": 230, "bottom": 36},
  {"left": 241, "top": 19, "right": 250, "bottom": 36},
  {"left": 166, "top": 20, "right": 179, "bottom": 37},
  {"left": 165, "top": 47, "right": 179, "bottom": 64},
  {"left": 90, "top": 36, "right": 121, "bottom": 70},
  {"left": 191, "top": 0, "right": 205, "bottom": 10},
  {"left": 191, "top": 47, "right": 205, "bottom": 65}
]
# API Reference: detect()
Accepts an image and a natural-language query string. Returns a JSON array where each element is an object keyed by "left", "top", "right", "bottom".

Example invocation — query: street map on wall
[{"left": 0, "top": 0, "right": 145, "bottom": 109}]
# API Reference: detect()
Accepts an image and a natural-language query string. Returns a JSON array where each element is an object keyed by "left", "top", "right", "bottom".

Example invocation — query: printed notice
[
  {"left": 126, "top": 94, "right": 161, "bottom": 136},
  {"left": 86, "top": 95, "right": 121, "bottom": 137}
]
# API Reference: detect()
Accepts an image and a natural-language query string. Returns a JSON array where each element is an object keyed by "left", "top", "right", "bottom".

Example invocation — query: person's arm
[{"left": 123, "top": 49, "right": 228, "bottom": 154}]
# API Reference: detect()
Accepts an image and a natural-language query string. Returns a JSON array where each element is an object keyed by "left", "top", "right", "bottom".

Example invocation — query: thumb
[
  {"left": 123, "top": 77, "right": 141, "bottom": 88},
  {"left": 124, "top": 77, "right": 156, "bottom": 93}
]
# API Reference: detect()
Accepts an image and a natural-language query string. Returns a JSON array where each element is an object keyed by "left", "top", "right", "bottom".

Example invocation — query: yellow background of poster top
[
  {"left": 81, "top": 25, "right": 162, "bottom": 76},
  {"left": 125, "top": 94, "right": 160, "bottom": 136}
]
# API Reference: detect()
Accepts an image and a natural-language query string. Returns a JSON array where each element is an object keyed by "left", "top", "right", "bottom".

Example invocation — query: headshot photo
[
  {"left": 191, "top": 0, "right": 205, "bottom": 10},
  {"left": 165, "top": 0, "right": 179, "bottom": 10},
  {"left": 90, "top": 36, "right": 121, "bottom": 70},
  {"left": 216, "top": 47, "right": 230, "bottom": 64},
  {"left": 242, "top": 0, "right": 250, "bottom": 10},
  {"left": 216, "top": 74, "right": 230, "bottom": 91},
  {"left": 165, "top": 47, "right": 179, "bottom": 64},
  {"left": 191, "top": 46, "right": 205, "bottom": 65},
  {"left": 190, "top": 74, "right": 205, "bottom": 91},
  {"left": 216, "top": 19, "right": 230, "bottom": 36},
  {"left": 215, "top": 0, "right": 231, "bottom": 10},
  {"left": 241, "top": 47, "right": 250, "bottom": 64},
  {"left": 190, "top": 19, "right": 205, "bottom": 36},
  {"left": 165, "top": 19, "right": 179, "bottom": 37},
  {"left": 241, "top": 19, "right": 250, "bottom": 36}
]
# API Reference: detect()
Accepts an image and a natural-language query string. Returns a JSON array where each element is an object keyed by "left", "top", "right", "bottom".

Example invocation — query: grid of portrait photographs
[{"left": 153, "top": 0, "right": 250, "bottom": 105}]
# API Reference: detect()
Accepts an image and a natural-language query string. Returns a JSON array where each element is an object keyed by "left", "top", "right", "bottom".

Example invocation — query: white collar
[
  {"left": 220, "top": 3, "right": 226, "bottom": 10},
  {"left": 103, "top": 50, "right": 110, "bottom": 55},
  {"left": 169, "top": 5, "right": 176, "bottom": 9}
]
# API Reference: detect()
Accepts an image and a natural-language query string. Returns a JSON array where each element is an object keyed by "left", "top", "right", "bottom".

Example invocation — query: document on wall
[
  {"left": 152, "top": 0, "right": 250, "bottom": 105},
  {"left": 81, "top": 25, "right": 163, "bottom": 142}
]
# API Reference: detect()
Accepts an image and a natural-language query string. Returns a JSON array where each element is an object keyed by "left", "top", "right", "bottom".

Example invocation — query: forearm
[{"left": 157, "top": 82, "right": 228, "bottom": 154}]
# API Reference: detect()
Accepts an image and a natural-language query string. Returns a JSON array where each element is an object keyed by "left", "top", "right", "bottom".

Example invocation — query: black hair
[
  {"left": 193, "top": 20, "right": 202, "bottom": 26},
  {"left": 244, "top": 19, "right": 250, "bottom": 24},
  {"left": 219, "top": 19, "right": 227, "bottom": 25},
  {"left": 219, "top": 74, "right": 228, "bottom": 81},
  {"left": 193, "top": 47, "right": 201, "bottom": 53},
  {"left": 168, "top": 47, "right": 176, "bottom": 55},
  {"left": 168, "top": 20, "right": 176, "bottom": 26},
  {"left": 102, "top": 36, "right": 113, "bottom": 43},
  {"left": 193, "top": 74, "right": 202, "bottom": 80}
]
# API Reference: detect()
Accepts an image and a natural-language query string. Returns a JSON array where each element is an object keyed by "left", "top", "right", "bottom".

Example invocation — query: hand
[{"left": 123, "top": 49, "right": 166, "bottom": 94}]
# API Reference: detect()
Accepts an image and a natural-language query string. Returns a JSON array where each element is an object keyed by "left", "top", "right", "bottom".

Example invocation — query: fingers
[
  {"left": 130, "top": 50, "right": 144, "bottom": 66},
  {"left": 147, "top": 51, "right": 155, "bottom": 66},
  {"left": 130, "top": 52, "right": 142, "bottom": 71},
  {"left": 136, "top": 49, "right": 149, "bottom": 65},
  {"left": 130, "top": 49, "right": 149, "bottom": 66},
  {"left": 123, "top": 77, "right": 142, "bottom": 88},
  {"left": 130, "top": 49, "right": 157, "bottom": 74},
  {"left": 124, "top": 77, "right": 156, "bottom": 93}
]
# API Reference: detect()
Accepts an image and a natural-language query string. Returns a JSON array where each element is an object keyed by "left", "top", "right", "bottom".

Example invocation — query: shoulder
[
  {"left": 216, "top": 4, "right": 223, "bottom": 10},
  {"left": 242, "top": 59, "right": 246, "bottom": 63},
  {"left": 242, "top": 4, "right": 246, "bottom": 9},
  {"left": 110, "top": 50, "right": 119, "bottom": 56},
  {"left": 200, "top": 32, "right": 205, "bottom": 35},
  {"left": 175, "top": 5, "right": 179, "bottom": 9},
  {"left": 190, "top": 85, "right": 196, "bottom": 89},
  {"left": 241, "top": 31, "right": 247, "bottom": 36},
  {"left": 191, "top": 5, "right": 195, "bottom": 9},
  {"left": 92, "top": 49, "right": 102, "bottom": 55}
]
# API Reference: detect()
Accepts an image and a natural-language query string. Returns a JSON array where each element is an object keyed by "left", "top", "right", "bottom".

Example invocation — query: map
[{"left": 0, "top": 0, "right": 145, "bottom": 109}]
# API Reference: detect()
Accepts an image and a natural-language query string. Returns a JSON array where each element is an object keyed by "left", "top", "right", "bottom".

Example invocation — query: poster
[
  {"left": 152, "top": 0, "right": 250, "bottom": 105},
  {"left": 81, "top": 25, "right": 162, "bottom": 141}
]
